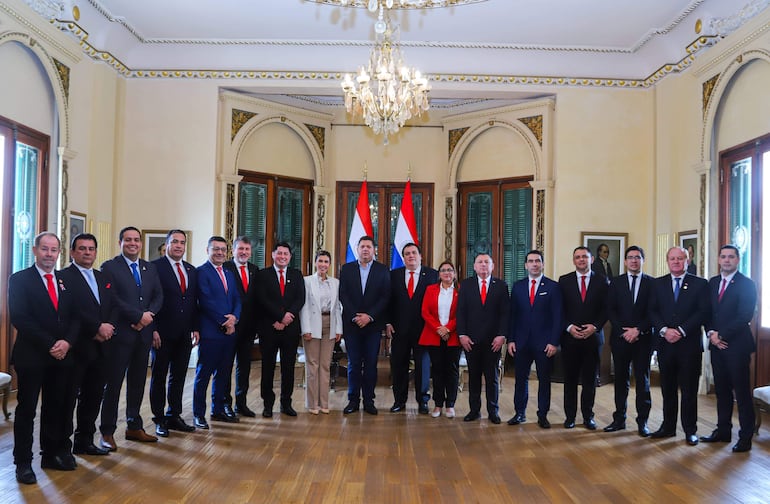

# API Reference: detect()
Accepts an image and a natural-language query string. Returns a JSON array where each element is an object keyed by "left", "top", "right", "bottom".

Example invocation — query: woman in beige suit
[{"left": 299, "top": 250, "right": 343, "bottom": 414}]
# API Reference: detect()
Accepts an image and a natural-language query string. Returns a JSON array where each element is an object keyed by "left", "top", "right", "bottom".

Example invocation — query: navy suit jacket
[
  {"left": 339, "top": 260, "right": 391, "bottom": 336},
  {"left": 255, "top": 265, "right": 305, "bottom": 338},
  {"left": 9, "top": 266, "right": 78, "bottom": 368},
  {"left": 508, "top": 276, "right": 562, "bottom": 350},
  {"left": 196, "top": 261, "right": 241, "bottom": 340},
  {"left": 607, "top": 272, "right": 654, "bottom": 339},
  {"left": 456, "top": 276, "right": 510, "bottom": 343},
  {"left": 152, "top": 256, "right": 199, "bottom": 337},
  {"left": 58, "top": 264, "right": 117, "bottom": 362},
  {"left": 706, "top": 272, "right": 756, "bottom": 354},
  {"left": 223, "top": 259, "right": 259, "bottom": 332},
  {"left": 100, "top": 255, "right": 163, "bottom": 338},
  {"left": 558, "top": 271, "right": 608, "bottom": 345},
  {"left": 650, "top": 273, "right": 709, "bottom": 352},
  {"left": 388, "top": 266, "right": 438, "bottom": 340}
]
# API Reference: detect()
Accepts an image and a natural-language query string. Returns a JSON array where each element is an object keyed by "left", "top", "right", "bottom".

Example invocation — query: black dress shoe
[
  {"left": 167, "top": 416, "right": 196, "bottom": 432},
  {"left": 281, "top": 405, "right": 298, "bottom": 417},
  {"left": 41, "top": 454, "right": 76, "bottom": 471},
  {"left": 464, "top": 411, "right": 481, "bottom": 422},
  {"left": 686, "top": 434, "right": 699, "bottom": 446},
  {"left": 343, "top": 402, "right": 360, "bottom": 414},
  {"left": 193, "top": 416, "right": 210, "bottom": 429},
  {"left": 15, "top": 464, "right": 36, "bottom": 485},
  {"left": 418, "top": 402, "right": 429, "bottom": 415},
  {"left": 363, "top": 404, "right": 378, "bottom": 415},
  {"left": 211, "top": 412, "right": 240, "bottom": 423},
  {"left": 584, "top": 419, "right": 597, "bottom": 430},
  {"left": 700, "top": 430, "right": 731, "bottom": 443},
  {"left": 564, "top": 419, "right": 576, "bottom": 429},
  {"left": 262, "top": 408, "right": 273, "bottom": 418},
  {"left": 489, "top": 414, "right": 501, "bottom": 424},
  {"left": 235, "top": 404, "right": 257, "bottom": 418},
  {"left": 537, "top": 417, "right": 551, "bottom": 429},
  {"left": 638, "top": 424, "right": 651, "bottom": 437},
  {"left": 155, "top": 421, "right": 169, "bottom": 438},
  {"left": 507, "top": 413, "right": 526, "bottom": 425},
  {"left": 73, "top": 443, "right": 110, "bottom": 456},
  {"left": 389, "top": 403, "right": 406, "bottom": 413},
  {"left": 732, "top": 438, "right": 752, "bottom": 453},
  {"left": 650, "top": 428, "right": 676, "bottom": 439},
  {"left": 223, "top": 404, "right": 236, "bottom": 418},
  {"left": 603, "top": 422, "right": 626, "bottom": 433}
]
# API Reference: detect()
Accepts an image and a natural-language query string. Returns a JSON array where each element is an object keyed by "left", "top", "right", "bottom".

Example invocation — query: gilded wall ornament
[
  {"left": 305, "top": 124, "right": 326, "bottom": 158},
  {"left": 315, "top": 195, "right": 326, "bottom": 250},
  {"left": 702, "top": 74, "right": 720, "bottom": 120},
  {"left": 444, "top": 197, "right": 453, "bottom": 261},
  {"left": 448, "top": 127, "right": 469, "bottom": 159},
  {"left": 520, "top": 115, "right": 543, "bottom": 146},
  {"left": 231, "top": 109, "right": 257, "bottom": 141},
  {"left": 225, "top": 183, "right": 235, "bottom": 245},
  {"left": 53, "top": 58, "right": 70, "bottom": 102},
  {"left": 535, "top": 189, "right": 545, "bottom": 252}
]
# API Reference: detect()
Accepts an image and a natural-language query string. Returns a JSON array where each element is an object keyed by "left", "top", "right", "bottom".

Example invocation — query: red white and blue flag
[
  {"left": 391, "top": 180, "right": 419, "bottom": 269},
  {"left": 346, "top": 179, "right": 374, "bottom": 262}
]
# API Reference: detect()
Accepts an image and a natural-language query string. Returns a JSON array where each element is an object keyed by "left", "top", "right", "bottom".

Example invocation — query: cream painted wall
[
  {"left": 457, "top": 126, "right": 535, "bottom": 182},
  {"left": 0, "top": 41, "right": 55, "bottom": 135},
  {"left": 237, "top": 122, "right": 314, "bottom": 180},
  {"left": 551, "top": 87, "right": 656, "bottom": 277},
  {"left": 715, "top": 59, "right": 770, "bottom": 152}
]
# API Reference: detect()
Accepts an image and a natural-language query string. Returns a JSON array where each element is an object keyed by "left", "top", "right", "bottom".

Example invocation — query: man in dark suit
[
  {"left": 457, "top": 252, "right": 510, "bottom": 424},
  {"left": 60, "top": 233, "right": 116, "bottom": 457},
  {"left": 507, "top": 250, "right": 562, "bottom": 429},
  {"left": 193, "top": 236, "right": 242, "bottom": 428},
  {"left": 603, "top": 246, "right": 655, "bottom": 437},
  {"left": 650, "top": 246, "right": 709, "bottom": 446},
  {"left": 591, "top": 243, "right": 612, "bottom": 284},
  {"left": 150, "top": 230, "right": 199, "bottom": 437},
  {"left": 700, "top": 244, "right": 757, "bottom": 452},
  {"left": 99, "top": 226, "right": 164, "bottom": 450},
  {"left": 559, "top": 246, "right": 608, "bottom": 430},
  {"left": 222, "top": 236, "right": 259, "bottom": 418},
  {"left": 255, "top": 241, "right": 305, "bottom": 417},
  {"left": 386, "top": 243, "right": 438, "bottom": 414},
  {"left": 9, "top": 232, "right": 78, "bottom": 484},
  {"left": 339, "top": 235, "right": 391, "bottom": 415}
]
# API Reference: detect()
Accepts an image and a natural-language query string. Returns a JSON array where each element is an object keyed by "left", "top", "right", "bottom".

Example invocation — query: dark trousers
[
  {"left": 150, "top": 331, "right": 193, "bottom": 422},
  {"left": 657, "top": 343, "right": 701, "bottom": 435},
  {"left": 193, "top": 336, "right": 236, "bottom": 417},
  {"left": 391, "top": 332, "right": 430, "bottom": 405},
  {"left": 465, "top": 341, "right": 500, "bottom": 416},
  {"left": 711, "top": 346, "right": 754, "bottom": 441},
  {"left": 14, "top": 363, "right": 73, "bottom": 464},
  {"left": 610, "top": 335, "right": 652, "bottom": 425},
  {"left": 259, "top": 330, "right": 300, "bottom": 408},
  {"left": 69, "top": 348, "right": 108, "bottom": 445},
  {"left": 224, "top": 325, "right": 256, "bottom": 407},
  {"left": 562, "top": 334, "right": 600, "bottom": 422},
  {"left": 344, "top": 329, "right": 381, "bottom": 405},
  {"left": 101, "top": 330, "right": 152, "bottom": 434},
  {"left": 427, "top": 344, "right": 460, "bottom": 408},
  {"left": 513, "top": 345, "right": 553, "bottom": 418}
]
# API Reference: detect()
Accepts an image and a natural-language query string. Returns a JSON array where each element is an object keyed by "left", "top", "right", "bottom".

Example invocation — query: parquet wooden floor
[{"left": 1, "top": 364, "right": 769, "bottom": 503}]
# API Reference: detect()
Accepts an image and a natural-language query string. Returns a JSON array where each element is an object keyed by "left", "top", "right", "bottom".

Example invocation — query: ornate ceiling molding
[{"left": 306, "top": 0, "right": 486, "bottom": 9}]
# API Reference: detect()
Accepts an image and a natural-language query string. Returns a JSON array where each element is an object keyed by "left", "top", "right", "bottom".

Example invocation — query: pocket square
[{"left": 539, "top": 292, "right": 547, "bottom": 296}]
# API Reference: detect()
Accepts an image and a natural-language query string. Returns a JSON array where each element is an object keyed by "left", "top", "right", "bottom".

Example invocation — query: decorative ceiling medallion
[
  {"left": 306, "top": 0, "right": 486, "bottom": 9},
  {"left": 72, "top": 5, "right": 80, "bottom": 21}
]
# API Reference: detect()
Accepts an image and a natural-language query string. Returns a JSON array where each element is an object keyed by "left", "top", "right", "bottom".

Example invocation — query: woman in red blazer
[{"left": 419, "top": 261, "right": 460, "bottom": 418}]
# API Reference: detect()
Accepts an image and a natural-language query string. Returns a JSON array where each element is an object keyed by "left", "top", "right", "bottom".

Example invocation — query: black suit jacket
[
  {"left": 339, "top": 260, "right": 391, "bottom": 336},
  {"left": 223, "top": 259, "right": 259, "bottom": 331},
  {"left": 9, "top": 266, "right": 78, "bottom": 368},
  {"left": 591, "top": 259, "right": 612, "bottom": 282},
  {"left": 607, "top": 272, "right": 654, "bottom": 339},
  {"left": 255, "top": 266, "right": 305, "bottom": 338},
  {"left": 58, "top": 264, "right": 117, "bottom": 362},
  {"left": 650, "top": 273, "right": 710, "bottom": 352},
  {"left": 558, "top": 271, "right": 608, "bottom": 345},
  {"left": 152, "top": 256, "right": 199, "bottom": 336},
  {"left": 706, "top": 272, "right": 756, "bottom": 353},
  {"left": 100, "top": 256, "right": 164, "bottom": 337},
  {"left": 388, "top": 266, "right": 438, "bottom": 340},
  {"left": 456, "top": 276, "right": 510, "bottom": 343}
]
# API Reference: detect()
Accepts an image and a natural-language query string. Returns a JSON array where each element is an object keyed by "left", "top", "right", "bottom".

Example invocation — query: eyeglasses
[
  {"left": 209, "top": 247, "right": 227, "bottom": 253},
  {"left": 439, "top": 268, "right": 454, "bottom": 273},
  {"left": 626, "top": 256, "right": 643, "bottom": 260}
]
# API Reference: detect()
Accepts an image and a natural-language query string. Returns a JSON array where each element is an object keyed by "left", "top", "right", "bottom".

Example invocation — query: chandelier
[{"left": 340, "top": 2, "right": 430, "bottom": 144}]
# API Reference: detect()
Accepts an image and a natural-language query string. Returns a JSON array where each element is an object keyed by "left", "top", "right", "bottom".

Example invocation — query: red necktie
[
  {"left": 407, "top": 271, "right": 415, "bottom": 299},
  {"left": 176, "top": 262, "right": 186, "bottom": 293},
  {"left": 529, "top": 279, "right": 536, "bottom": 306},
  {"left": 45, "top": 273, "right": 58, "bottom": 311},
  {"left": 279, "top": 269, "right": 285, "bottom": 296},
  {"left": 718, "top": 278, "right": 727, "bottom": 302},
  {"left": 580, "top": 275, "right": 587, "bottom": 302},
  {"left": 216, "top": 266, "right": 228, "bottom": 293},
  {"left": 240, "top": 265, "right": 249, "bottom": 292},
  {"left": 480, "top": 279, "right": 487, "bottom": 305}
]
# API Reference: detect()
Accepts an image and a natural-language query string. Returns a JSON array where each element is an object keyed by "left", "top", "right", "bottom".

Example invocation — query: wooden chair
[
  {"left": 753, "top": 385, "right": 770, "bottom": 434},
  {"left": 0, "top": 372, "right": 11, "bottom": 419}
]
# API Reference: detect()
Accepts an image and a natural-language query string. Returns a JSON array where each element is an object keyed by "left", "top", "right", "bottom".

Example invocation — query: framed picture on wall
[
  {"left": 141, "top": 229, "right": 192, "bottom": 262},
  {"left": 581, "top": 231, "right": 628, "bottom": 277},
  {"left": 677, "top": 230, "right": 698, "bottom": 275},
  {"left": 69, "top": 211, "right": 86, "bottom": 238}
]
